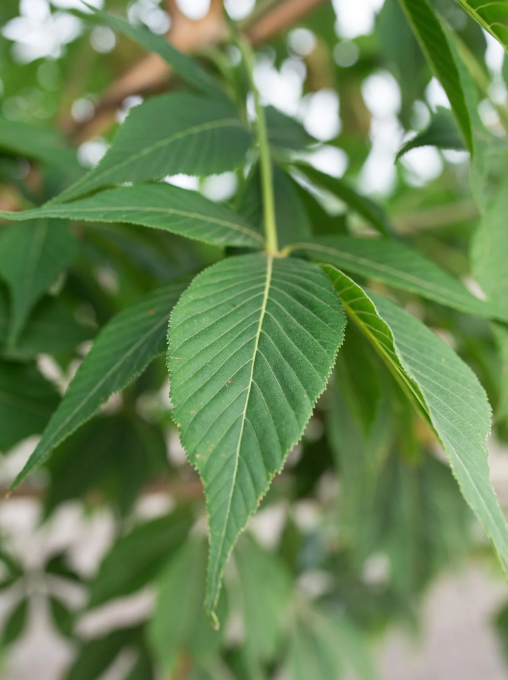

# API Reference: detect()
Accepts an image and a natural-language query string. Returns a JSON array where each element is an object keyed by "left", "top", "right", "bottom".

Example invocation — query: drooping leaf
[
  {"left": 234, "top": 535, "right": 291, "bottom": 663},
  {"left": 148, "top": 539, "right": 226, "bottom": 672},
  {"left": 286, "top": 606, "right": 377, "bottom": 680},
  {"left": 65, "top": 627, "right": 142, "bottom": 680},
  {"left": 53, "top": 93, "right": 252, "bottom": 204},
  {"left": 289, "top": 236, "right": 496, "bottom": 318},
  {"left": 88, "top": 510, "right": 193, "bottom": 608},
  {"left": 324, "top": 265, "right": 508, "bottom": 577},
  {"left": 2, "top": 598, "right": 28, "bottom": 645},
  {"left": 168, "top": 254, "right": 346, "bottom": 619},
  {"left": 292, "top": 163, "right": 394, "bottom": 236},
  {"left": 455, "top": 0, "right": 508, "bottom": 52},
  {"left": 0, "top": 117, "right": 80, "bottom": 171},
  {"left": 396, "top": 0, "right": 473, "bottom": 149},
  {"left": 0, "top": 359, "right": 59, "bottom": 452},
  {"left": 237, "top": 163, "right": 312, "bottom": 248},
  {"left": 3, "top": 296, "right": 93, "bottom": 361},
  {"left": 396, "top": 107, "right": 465, "bottom": 161},
  {"left": 11, "top": 277, "right": 189, "bottom": 488},
  {"left": 0, "top": 183, "right": 263, "bottom": 249},
  {"left": 44, "top": 415, "right": 168, "bottom": 517},
  {"left": 0, "top": 221, "right": 77, "bottom": 344},
  {"left": 83, "top": 5, "right": 226, "bottom": 99}
]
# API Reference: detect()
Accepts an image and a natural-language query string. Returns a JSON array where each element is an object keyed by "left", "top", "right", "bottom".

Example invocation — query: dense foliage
[{"left": 1, "top": 0, "right": 508, "bottom": 677}]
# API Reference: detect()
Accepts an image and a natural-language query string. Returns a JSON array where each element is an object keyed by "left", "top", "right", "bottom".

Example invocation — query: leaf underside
[{"left": 168, "top": 254, "right": 346, "bottom": 618}]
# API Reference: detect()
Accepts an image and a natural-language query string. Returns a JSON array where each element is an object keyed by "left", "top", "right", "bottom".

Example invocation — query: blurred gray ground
[{"left": 379, "top": 564, "right": 508, "bottom": 680}]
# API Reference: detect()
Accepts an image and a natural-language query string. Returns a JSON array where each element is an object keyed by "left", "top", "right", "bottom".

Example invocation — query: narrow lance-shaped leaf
[
  {"left": 82, "top": 5, "right": 226, "bottom": 99},
  {"left": 11, "top": 277, "right": 190, "bottom": 489},
  {"left": 168, "top": 254, "right": 346, "bottom": 620},
  {"left": 455, "top": 0, "right": 508, "bottom": 53},
  {"left": 288, "top": 235, "right": 498, "bottom": 319},
  {"left": 396, "top": 0, "right": 473, "bottom": 150},
  {"left": 52, "top": 93, "right": 252, "bottom": 204},
  {"left": 324, "top": 265, "right": 508, "bottom": 577},
  {"left": 0, "top": 221, "right": 77, "bottom": 344},
  {"left": 292, "top": 162, "right": 395, "bottom": 236},
  {"left": 0, "top": 184, "right": 263, "bottom": 249},
  {"left": 396, "top": 107, "right": 465, "bottom": 161}
]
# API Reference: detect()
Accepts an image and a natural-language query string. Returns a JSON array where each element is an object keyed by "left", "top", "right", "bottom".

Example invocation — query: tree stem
[{"left": 237, "top": 36, "right": 278, "bottom": 255}]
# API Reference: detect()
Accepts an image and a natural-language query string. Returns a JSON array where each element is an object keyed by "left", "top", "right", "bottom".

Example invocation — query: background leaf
[{"left": 395, "top": 107, "right": 465, "bottom": 161}]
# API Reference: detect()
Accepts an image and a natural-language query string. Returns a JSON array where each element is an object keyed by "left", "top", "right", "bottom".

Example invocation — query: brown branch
[{"left": 69, "top": 0, "right": 326, "bottom": 143}]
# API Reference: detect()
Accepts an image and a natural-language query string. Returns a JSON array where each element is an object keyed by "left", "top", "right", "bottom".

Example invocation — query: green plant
[{"left": 1, "top": 0, "right": 508, "bottom": 677}]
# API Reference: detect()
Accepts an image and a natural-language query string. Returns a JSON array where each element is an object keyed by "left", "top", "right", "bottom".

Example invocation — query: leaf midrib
[{"left": 208, "top": 254, "right": 273, "bottom": 607}]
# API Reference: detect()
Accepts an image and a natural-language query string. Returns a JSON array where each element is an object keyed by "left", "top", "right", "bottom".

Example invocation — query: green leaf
[
  {"left": 292, "top": 163, "right": 394, "bottom": 236},
  {"left": 395, "top": 107, "right": 465, "bottom": 161},
  {"left": 53, "top": 93, "right": 252, "bottom": 204},
  {"left": 324, "top": 265, "right": 508, "bottom": 577},
  {"left": 237, "top": 163, "right": 312, "bottom": 248},
  {"left": 289, "top": 236, "right": 495, "bottom": 318},
  {"left": 0, "top": 184, "right": 263, "bottom": 249},
  {"left": 44, "top": 416, "right": 168, "bottom": 517},
  {"left": 234, "top": 536, "right": 291, "bottom": 663},
  {"left": 3, "top": 598, "right": 28, "bottom": 645},
  {"left": 286, "top": 606, "right": 377, "bottom": 680},
  {"left": 11, "top": 277, "right": 189, "bottom": 488},
  {"left": 0, "top": 359, "right": 59, "bottom": 452},
  {"left": 0, "top": 116, "right": 80, "bottom": 171},
  {"left": 83, "top": 5, "right": 226, "bottom": 99},
  {"left": 65, "top": 627, "right": 141, "bottom": 680},
  {"left": 4, "top": 296, "right": 93, "bottom": 361},
  {"left": 50, "top": 597, "right": 74, "bottom": 638},
  {"left": 46, "top": 553, "right": 82, "bottom": 584},
  {"left": 88, "top": 510, "right": 193, "bottom": 609},
  {"left": 0, "top": 221, "right": 77, "bottom": 344},
  {"left": 168, "top": 254, "right": 346, "bottom": 619},
  {"left": 266, "top": 106, "right": 312, "bottom": 151},
  {"left": 124, "top": 648, "right": 155, "bottom": 680},
  {"left": 455, "top": 0, "right": 508, "bottom": 52},
  {"left": 148, "top": 539, "right": 226, "bottom": 672},
  {"left": 396, "top": 0, "right": 473, "bottom": 150}
]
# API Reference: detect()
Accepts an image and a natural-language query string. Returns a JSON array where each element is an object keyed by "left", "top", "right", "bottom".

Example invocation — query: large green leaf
[
  {"left": 148, "top": 539, "right": 226, "bottom": 672},
  {"left": 65, "top": 627, "right": 142, "bottom": 680},
  {"left": 0, "top": 117, "right": 80, "bottom": 171},
  {"left": 292, "top": 163, "right": 394, "bottom": 236},
  {"left": 11, "top": 278, "right": 189, "bottom": 488},
  {"left": 88, "top": 510, "right": 193, "bottom": 608},
  {"left": 324, "top": 265, "right": 508, "bottom": 576},
  {"left": 395, "top": 107, "right": 465, "bottom": 161},
  {"left": 2, "top": 598, "right": 28, "bottom": 645},
  {"left": 288, "top": 236, "right": 495, "bottom": 318},
  {"left": 168, "top": 254, "right": 346, "bottom": 619},
  {"left": 0, "top": 184, "right": 263, "bottom": 249},
  {"left": 0, "top": 221, "right": 77, "bottom": 344},
  {"left": 83, "top": 5, "right": 226, "bottom": 99},
  {"left": 0, "top": 360, "right": 59, "bottom": 452},
  {"left": 396, "top": 0, "right": 473, "bottom": 149},
  {"left": 53, "top": 93, "right": 252, "bottom": 204},
  {"left": 455, "top": 0, "right": 508, "bottom": 52}
]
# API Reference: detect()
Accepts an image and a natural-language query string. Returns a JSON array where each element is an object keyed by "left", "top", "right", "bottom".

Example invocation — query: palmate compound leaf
[
  {"left": 0, "top": 183, "right": 263, "bottom": 249},
  {"left": 324, "top": 265, "right": 508, "bottom": 577},
  {"left": 168, "top": 254, "right": 346, "bottom": 620},
  {"left": 52, "top": 93, "right": 253, "bottom": 204},
  {"left": 0, "top": 220, "right": 77, "bottom": 344},
  {"left": 11, "top": 277, "right": 190, "bottom": 489},
  {"left": 287, "top": 236, "right": 498, "bottom": 319}
]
